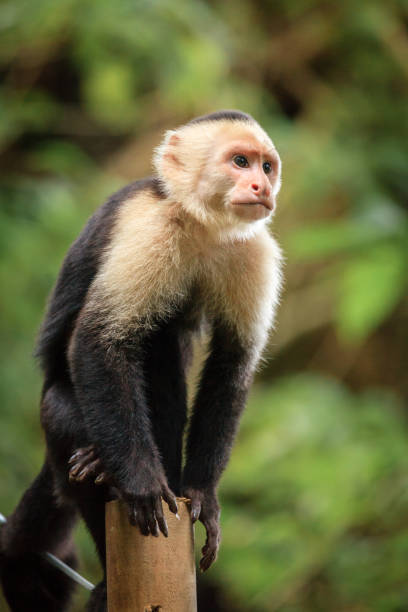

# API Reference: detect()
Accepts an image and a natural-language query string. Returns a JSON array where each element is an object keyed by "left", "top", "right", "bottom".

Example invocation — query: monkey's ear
[
  {"left": 168, "top": 133, "right": 180, "bottom": 147},
  {"left": 153, "top": 130, "right": 186, "bottom": 190}
]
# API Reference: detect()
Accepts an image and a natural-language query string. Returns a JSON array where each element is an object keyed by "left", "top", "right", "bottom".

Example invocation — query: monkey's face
[
  {"left": 154, "top": 116, "right": 281, "bottom": 235},
  {"left": 198, "top": 126, "right": 281, "bottom": 229},
  {"left": 218, "top": 135, "right": 280, "bottom": 223}
]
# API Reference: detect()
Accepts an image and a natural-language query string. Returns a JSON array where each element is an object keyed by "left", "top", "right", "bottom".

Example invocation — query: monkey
[{"left": 0, "top": 110, "right": 282, "bottom": 611}]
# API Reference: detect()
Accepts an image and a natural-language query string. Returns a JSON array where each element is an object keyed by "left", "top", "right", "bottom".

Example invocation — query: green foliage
[
  {"left": 211, "top": 377, "right": 408, "bottom": 610},
  {"left": 336, "top": 242, "right": 407, "bottom": 341},
  {"left": 290, "top": 203, "right": 408, "bottom": 341}
]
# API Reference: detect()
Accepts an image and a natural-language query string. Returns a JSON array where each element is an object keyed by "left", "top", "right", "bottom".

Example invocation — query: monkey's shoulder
[
  {"left": 57, "top": 177, "right": 163, "bottom": 266},
  {"left": 36, "top": 178, "right": 164, "bottom": 369}
]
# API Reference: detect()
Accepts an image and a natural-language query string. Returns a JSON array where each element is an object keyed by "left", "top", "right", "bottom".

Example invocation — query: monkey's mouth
[{"left": 231, "top": 200, "right": 272, "bottom": 211}]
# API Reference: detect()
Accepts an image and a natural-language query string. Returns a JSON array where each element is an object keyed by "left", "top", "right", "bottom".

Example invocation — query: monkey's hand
[
  {"left": 69, "top": 446, "right": 178, "bottom": 537},
  {"left": 182, "top": 487, "right": 221, "bottom": 572},
  {"left": 121, "top": 469, "right": 179, "bottom": 538}
]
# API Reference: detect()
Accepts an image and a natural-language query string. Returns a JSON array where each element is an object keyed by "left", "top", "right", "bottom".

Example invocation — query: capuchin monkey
[{"left": 0, "top": 110, "right": 282, "bottom": 611}]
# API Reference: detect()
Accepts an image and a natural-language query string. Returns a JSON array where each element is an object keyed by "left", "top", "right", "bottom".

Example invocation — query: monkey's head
[{"left": 154, "top": 110, "right": 281, "bottom": 238}]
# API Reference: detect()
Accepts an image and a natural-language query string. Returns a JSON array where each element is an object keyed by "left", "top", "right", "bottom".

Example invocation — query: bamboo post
[{"left": 106, "top": 498, "right": 197, "bottom": 612}]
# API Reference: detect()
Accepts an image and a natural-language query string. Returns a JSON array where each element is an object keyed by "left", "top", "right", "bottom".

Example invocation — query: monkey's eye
[
  {"left": 263, "top": 161, "right": 272, "bottom": 174},
  {"left": 233, "top": 155, "right": 249, "bottom": 168}
]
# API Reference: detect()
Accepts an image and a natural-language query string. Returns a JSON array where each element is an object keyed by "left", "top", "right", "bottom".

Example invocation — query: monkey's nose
[{"left": 251, "top": 182, "right": 270, "bottom": 197}]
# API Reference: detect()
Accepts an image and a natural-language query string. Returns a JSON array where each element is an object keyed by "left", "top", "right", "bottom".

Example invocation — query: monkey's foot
[{"left": 68, "top": 445, "right": 109, "bottom": 485}]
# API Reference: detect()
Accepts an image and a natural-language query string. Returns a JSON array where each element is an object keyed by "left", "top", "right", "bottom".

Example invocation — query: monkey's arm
[
  {"left": 182, "top": 320, "right": 256, "bottom": 570},
  {"left": 69, "top": 322, "right": 177, "bottom": 537}
]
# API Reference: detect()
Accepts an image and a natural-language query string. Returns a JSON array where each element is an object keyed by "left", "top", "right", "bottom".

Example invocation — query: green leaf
[
  {"left": 83, "top": 61, "right": 138, "bottom": 129},
  {"left": 336, "top": 243, "right": 408, "bottom": 341}
]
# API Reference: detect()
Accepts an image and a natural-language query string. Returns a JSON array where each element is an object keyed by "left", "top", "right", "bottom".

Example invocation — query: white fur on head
[{"left": 153, "top": 116, "right": 281, "bottom": 240}]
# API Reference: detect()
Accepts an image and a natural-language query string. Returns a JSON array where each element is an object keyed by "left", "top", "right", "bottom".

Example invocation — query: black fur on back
[
  {"left": 35, "top": 177, "right": 164, "bottom": 387},
  {"left": 187, "top": 109, "right": 255, "bottom": 125}
]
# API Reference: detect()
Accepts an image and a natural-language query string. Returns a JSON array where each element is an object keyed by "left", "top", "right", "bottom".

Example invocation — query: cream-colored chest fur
[{"left": 88, "top": 192, "right": 282, "bottom": 349}]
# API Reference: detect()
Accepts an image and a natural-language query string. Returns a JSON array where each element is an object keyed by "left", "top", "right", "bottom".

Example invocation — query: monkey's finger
[
  {"left": 199, "top": 521, "right": 220, "bottom": 571},
  {"left": 128, "top": 505, "right": 138, "bottom": 527},
  {"left": 161, "top": 487, "right": 178, "bottom": 516},
  {"left": 69, "top": 459, "right": 88, "bottom": 477},
  {"left": 190, "top": 499, "right": 201, "bottom": 523},
  {"left": 144, "top": 498, "right": 159, "bottom": 537},
  {"left": 200, "top": 548, "right": 218, "bottom": 572},
  {"left": 68, "top": 449, "right": 93, "bottom": 464},
  {"left": 76, "top": 459, "right": 102, "bottom": 482},
  {"left": 199, "top": 530, "right": 219, "bottom": 571},
  {"left": 153, "top": 496, "right": 168, "bottom": 537},
  {"left": 68, "top": 452, "right": 96, "bottom": 476},
  {"left": 69, "top": 463, "right": 93, "bottom": 482},
  {"left": 95, "top": 472, "right": 109, "bottom": 485},
  {"left": 68, "top": 446, "right": 95, "bottom": 464},
  {"left": 136, "top": 505, "right": 151, "bottom": 536}
]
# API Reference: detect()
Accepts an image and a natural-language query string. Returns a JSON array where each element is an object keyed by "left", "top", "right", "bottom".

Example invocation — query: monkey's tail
[{"left": 0, "top": 461, "right": 79, "bottom": 612}]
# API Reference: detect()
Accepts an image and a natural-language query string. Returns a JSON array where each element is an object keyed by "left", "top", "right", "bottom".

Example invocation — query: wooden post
[{"left": 106, "top": 498, "right": 197, "bottom": 612}]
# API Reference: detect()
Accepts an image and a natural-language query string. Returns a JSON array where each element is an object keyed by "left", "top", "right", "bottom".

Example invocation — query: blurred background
[{"left": 1, "top": 0, "right": 407, "bottom": 610}]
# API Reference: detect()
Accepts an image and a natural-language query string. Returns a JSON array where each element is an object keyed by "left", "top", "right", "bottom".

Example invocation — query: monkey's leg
[
  {"left": 0, "top": 460, "right": 78, "bottom": 612},
  {"left": 86, "top": 581, "right": 107, "bottom": 612},
  {"left": 73, "top": 488, "right": 108, "bottom": 612},
  {"left": 45, "top": 381, "right": 109, "bottom": 611}
]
